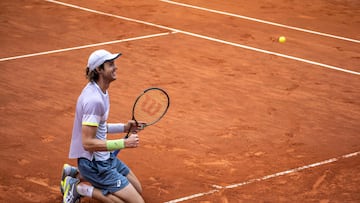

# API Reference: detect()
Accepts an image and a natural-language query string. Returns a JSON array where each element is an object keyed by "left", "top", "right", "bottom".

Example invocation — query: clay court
[{"left": 0, "top": 0, "right": 359, "bottom": 202}]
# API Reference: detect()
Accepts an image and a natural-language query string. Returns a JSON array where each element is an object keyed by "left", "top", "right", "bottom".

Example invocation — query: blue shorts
[{"left": 77, "top": 153, "right": 130, "bottom": 195}]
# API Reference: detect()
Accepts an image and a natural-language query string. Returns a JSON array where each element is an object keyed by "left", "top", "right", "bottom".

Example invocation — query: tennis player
[{"left": 61, "top": 49, "right": 145, "bottom": 203}]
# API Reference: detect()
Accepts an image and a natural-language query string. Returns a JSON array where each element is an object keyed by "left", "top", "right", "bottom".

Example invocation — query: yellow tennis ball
[{"left": 279, "top": 36, "right": 286, "bottom": 43}]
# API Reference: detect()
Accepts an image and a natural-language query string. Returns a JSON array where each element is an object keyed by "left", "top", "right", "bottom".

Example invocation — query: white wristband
[{"left": 107, "top": 123, "right": 125, "bottom": 133}]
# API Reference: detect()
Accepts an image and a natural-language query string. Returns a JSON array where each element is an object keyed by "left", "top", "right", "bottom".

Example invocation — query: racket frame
[{"left": 125, "top": 87, "right": 170, "bottom": 138}]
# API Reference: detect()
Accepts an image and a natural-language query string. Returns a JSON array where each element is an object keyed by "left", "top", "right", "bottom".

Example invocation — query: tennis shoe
[
  {"left": 60, "top": 164, "right": 79, "bottom": 195},
  {"left": 62, "top": 176, "right": 81, "bottom": 203}
]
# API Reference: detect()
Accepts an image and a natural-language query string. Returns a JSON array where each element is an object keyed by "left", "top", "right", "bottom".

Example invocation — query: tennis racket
[{"left": 113, "top": 87, "right": 170, "bottom": 156}]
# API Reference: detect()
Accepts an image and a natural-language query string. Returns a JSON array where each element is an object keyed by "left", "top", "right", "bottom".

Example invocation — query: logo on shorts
[{"left": 117, "top": 179, "right": 121, "bottom": 187}]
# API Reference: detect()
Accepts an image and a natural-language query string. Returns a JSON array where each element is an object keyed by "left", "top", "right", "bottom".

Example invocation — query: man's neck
[{"left": 96, "top": 79, "right": 109, "bottom": 94}]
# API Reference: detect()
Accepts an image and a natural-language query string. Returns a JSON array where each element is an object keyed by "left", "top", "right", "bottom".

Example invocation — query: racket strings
[{"left": 133, "top": 90, "right": 169, "bottom": 125}]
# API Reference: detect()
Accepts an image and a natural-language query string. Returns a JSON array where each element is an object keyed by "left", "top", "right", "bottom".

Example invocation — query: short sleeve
[{"left": 82, "top": 98, "right": 105, "bottom": 127}]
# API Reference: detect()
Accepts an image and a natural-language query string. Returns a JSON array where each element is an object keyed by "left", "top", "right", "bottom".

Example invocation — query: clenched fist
[{"left": 125, "top": 133, "right": 140, "bottom": 148}]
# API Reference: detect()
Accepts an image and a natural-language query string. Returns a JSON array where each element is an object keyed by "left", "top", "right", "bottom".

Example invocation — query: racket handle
[
  {"left": 113, "top": 149, "right": 120, "bottom": 156},
  {"left": 124, "top": 130, "right": 131, "bottom": 139}
]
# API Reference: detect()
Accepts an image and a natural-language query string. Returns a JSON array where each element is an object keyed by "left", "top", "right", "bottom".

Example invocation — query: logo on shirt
[{"left": 117, "top": 179, "right": 122, "bottom": 187}]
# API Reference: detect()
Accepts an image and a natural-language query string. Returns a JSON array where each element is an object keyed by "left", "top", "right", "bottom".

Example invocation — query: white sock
[{"left": 77, "top": 183, "right": 94, "bottom": 197}]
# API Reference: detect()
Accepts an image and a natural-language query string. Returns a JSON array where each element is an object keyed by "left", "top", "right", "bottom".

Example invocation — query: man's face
[{"left": 102, "top": 60, "right": 117, "bottom": 82}]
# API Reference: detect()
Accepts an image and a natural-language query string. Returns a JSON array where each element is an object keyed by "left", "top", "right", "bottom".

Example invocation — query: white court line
[
  {"left": 46, "top": 0, "right": 178, "bottom": 32},
  {"left": 44, "top": 0, "right": 359, "bottom": 76},
  {"left": 175, "top": 31, "right": 360, "bottom": 75},
  {"left": 161, "top": 0, "right": 360, "bottom": 44},
  {"left": 0, "top": 32, "right": 174, "bottom": 62},
  {"left": 165, "top": 151, "right": 360, "bottom": 203}
]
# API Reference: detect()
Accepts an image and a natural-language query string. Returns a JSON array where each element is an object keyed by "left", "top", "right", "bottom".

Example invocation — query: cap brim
[{"left": 104, "top": 53, "right": 122, "bottom": 62}]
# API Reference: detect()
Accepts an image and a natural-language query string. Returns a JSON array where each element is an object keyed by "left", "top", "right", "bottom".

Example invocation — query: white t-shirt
[{"left": 69, "top": 82, "right": 110, "bottom": 161}]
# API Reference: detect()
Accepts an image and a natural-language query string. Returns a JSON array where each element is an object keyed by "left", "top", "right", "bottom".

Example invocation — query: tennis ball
[{"left": 278, "top": 36, "right": 286, "bottom": 43}]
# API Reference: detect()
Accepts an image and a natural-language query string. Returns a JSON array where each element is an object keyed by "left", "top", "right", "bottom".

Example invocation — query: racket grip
[
  {"left": 113, "top": 149, "right": 120, "bottom": 156},
  {"left": 125, "top": 130, "right": 140, "bottom": 139}
]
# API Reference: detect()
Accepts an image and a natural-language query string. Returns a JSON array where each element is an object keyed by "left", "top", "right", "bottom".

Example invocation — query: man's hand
[
  {"left": 125, "top": 120, "right": 146, "bottom": 133},
  {"left": 124, "top": 133, "right": 140, "bottom": 148}
]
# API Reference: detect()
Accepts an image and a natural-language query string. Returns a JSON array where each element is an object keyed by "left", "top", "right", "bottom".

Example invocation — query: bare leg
[
  {"left": 126, "top": 170, "right": 142, "bottom": 194},
  {"left": 91, "top": 188, "right": 125, "bottom": 203},
  {"left": 113, "top": 183, "right": 144, "bottom": 203},
  {"left": 77, "top": 169, "right": 143, "bottom": 202}
]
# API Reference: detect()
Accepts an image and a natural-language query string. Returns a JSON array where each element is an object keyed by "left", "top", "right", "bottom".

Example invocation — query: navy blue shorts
[{"left": 77, "top": 153, "right": 130, "bottom": 195}]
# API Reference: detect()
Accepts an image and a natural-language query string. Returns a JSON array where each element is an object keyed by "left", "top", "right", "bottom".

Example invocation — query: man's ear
[{"left": 95, "top": 67, "right": 102, "bottom": 74}]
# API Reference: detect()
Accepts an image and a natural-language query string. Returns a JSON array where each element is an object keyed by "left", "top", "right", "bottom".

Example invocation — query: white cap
[{"left": 87, "top": 49, "right": 122, "bottom": 71}]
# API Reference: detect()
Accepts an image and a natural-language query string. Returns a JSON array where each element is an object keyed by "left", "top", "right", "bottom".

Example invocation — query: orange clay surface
[{"left": 0, "top": 0, "right": 359, "bottom": 202}]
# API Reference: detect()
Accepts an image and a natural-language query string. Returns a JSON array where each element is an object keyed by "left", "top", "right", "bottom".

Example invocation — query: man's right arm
[
  {"left": 82, "top": 125, "right": 140, "bottom": 152},
  {"left": 82, "top": 125, "right": 107, "bottom": 152}
]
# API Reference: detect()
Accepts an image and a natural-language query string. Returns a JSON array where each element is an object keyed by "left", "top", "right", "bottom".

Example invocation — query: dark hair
[{"left": 86, "top": 64, "right": 104, "bottom": 82}]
